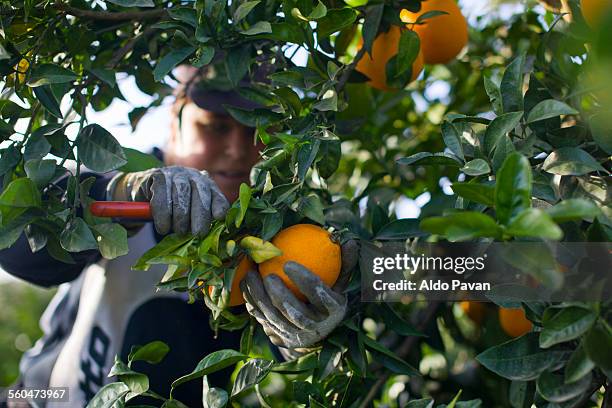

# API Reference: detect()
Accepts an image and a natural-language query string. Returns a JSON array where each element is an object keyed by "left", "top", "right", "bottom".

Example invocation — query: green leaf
[
  {"left": 509, "top": 381, "right": 535, "bottom": 408},
  {"left": 407, "top": 398, "right": 434, "bottom": 408},
  {"left": 396, "top": 152, "right": 462, "bottom": 166},
  {"left": 526, "top": 99, "right": 578, "bottom": 124},
  {"left": 484, "top": 74, "right": 503, "bottom": 114},
  {"left": 476, "top": 333, "right": 566, "bottom": 381},
  {"left": 23, "top": 134, "right": 52, "bottom": 161},
  {"left": 261, "top": 212, "right": 282, "bottom": 241},
  {"left": 171, "top": 350, "right": 247, "bottom": 389},
  {"left": 495, "top": 153, "right": 532, "bottom": 225},
  {"left": 118, "top": 148, "right": 163, "bottom": 172},
  {"left": 564, "top": 342, "right": 595, "bottom": 383},
  {"left": 441, "top": 121, "right": 464, "bottom": 161},
  {"left": 231, "top": 358, "right": 274, "bottom": 396},
  {"left": 298, "top": 194, "right": 325, "bottom": 224},
  {"left": 134, "top": 234, "right": 194, "bottom": 271},
  {"left": 420, "top": 212, "right": 502, "bottom": 241},
  {"left": 106, "top": 0, "right": 154, "bottom": 7},
  {"left": 313, "top": 90, "right": 338, "bottom": 112},
  {"left": 296, "top": 139, "right": 320, "bottom": 180},
  {"left": 28, "top": 64, "right": 78, "bottom": 87},
  {"left": 90, "top": 68, "right": 117, "bottom": 88},
  {"left": 539, "top": 306, "right": 597, "bottom": 348},
  {"left": 309, "top": 1, "right": 328, "bottom": 19},
  {"left": 317, "top": 8, "right": 357, "bottom": 38},
  {"left": 202, "top": 378, "right": 229, "bottom": 408},
  {"left": 362, "top": 335, "right": 419, "bottom": 375},
  {"left": 361, "top": 4, "right": 384, "bottom": 55},
  {"left": 500, "top": 54, "right": 525, "bottom": 113},
  {"left": 491, "top": 134, "right": 516, "bottom": 173},
  {"left": 84, "top": 382, "right": 129, "bottom": 408},
  {"left": 234, "top": 1, "right": 261, "bottom": 22},
  {"left": 0, "top": 177, "right": 41, "bottom": 210},
  {"left": 33, "top": 85, "right": 62, "bottom": 118},
  {"left": 483, "top": 111, "right": 523, "bottom": 156},
  {"left": 451, "top": 183, "right": 495, "bottom": 206},
  {"left": 76, "top": 124, "right": 127, "bottom": 172},
  {"left": 583, "top": 324, "right": 612, "bottom": 371},
  {"left": 60, "top": 217, "right": 98, "bottom": 252},
  {"left": 154, "top": 46, "right": 197, "bottom": 82},
  {"left": 0, "top": 145, "right": 20, "bottom": 176},
  {"left": 545, "top": 199, "right": 600, "bottom": 223},
  {"left": 241, "top": 21, "right": 272, "bottom": 35},
  {"left": 375, "top": 219, "right": 426, "bottom": 239},
  {"left": 461, "top": 159, "right": 490, "bottom": 176},
  {"left": 225, "top": 106, "right": 282, "bottom": 128},
  {"left": 542, "top": 147, "right": 608, "bottom": 176},
  {"left": 376, "top": 303, "right": 424, "bottom": 337},
  {"left": 168, "top": 7, "right": 197, "bottom": 27},
  {"left": 236, "top": 183, "right": 251, "bottom": 228},
  {"left": 91, "top": 223, "right": 128, "bottom": 259},
  {"left": 506, "top": 208, "right": 563, "bottom": 240},
  {"left": 396, "top": 30, "right": 420, "bottom": 78},
  {"left": 589, "top": 112, "right": 612, "bottom": 154},
  {"left": 536, "top": 369, "right": 592, "bottom": 403},
  {"left": 128, "top": 341, "right": 170, "bottom": 365},
  {"left": 24, "top": 159, "right": 56, "bottom": 188}
]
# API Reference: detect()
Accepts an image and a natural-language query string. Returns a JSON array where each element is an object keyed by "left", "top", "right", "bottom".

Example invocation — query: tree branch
[
  {"left": 56, "top": 2, "right": 167, "bottom": 21},
  {"left": 358, "top": 301, "right": 441, "bottom": 408},
  {"left": 106, "top": 26, "right": 158, "bottom": 68},
  {"left": 336, "top": 46, "right": 368, "bottom": 92}
]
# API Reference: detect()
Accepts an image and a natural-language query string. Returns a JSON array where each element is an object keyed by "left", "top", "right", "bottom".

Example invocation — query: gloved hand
[
  {"left": 240, "top": 240, "right": 359, "bottom": 351},
  {"left": 108, "top": 166, "right": 229, "bottom": 236}
]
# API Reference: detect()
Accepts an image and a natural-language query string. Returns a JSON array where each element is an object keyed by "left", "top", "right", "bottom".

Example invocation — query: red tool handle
[{"left": 90, "top": 201, "right": 152, "bottom": 219}]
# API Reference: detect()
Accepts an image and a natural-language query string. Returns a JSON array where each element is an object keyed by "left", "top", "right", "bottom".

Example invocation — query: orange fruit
[
  {"left": 206, "top": 256, "right": 255, "bottom": 306},
  {"left": 498, "top": 307, "right": 533, "bottom": 337},
  {"left": 355, "top": 25, "right": 424, "bottom": 91},
  {"left": 580, "top": 0, "right": 612, "bottom": 27},
  {"left": 259, "top": 224, "right": 341, "bottom": 300},
  {"left": 460, "top": 301, "right": 485, "bottom": 324},
  {"left": 400, "top": 0, "right": 468, "bottom": 64}
]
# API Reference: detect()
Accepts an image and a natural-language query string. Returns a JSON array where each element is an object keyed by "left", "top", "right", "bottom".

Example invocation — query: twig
[
  {"left": 336, "top": 46, "right": 368, "bottom": 91},
  {"left": 358, "top": 301, "right": 441, "bottom": 408},
  {"left": 56, "top": 2, "right": 167, "bottom": 21},
  {"left": 106, "top": 26, "right": 158, "bottom": 68}
]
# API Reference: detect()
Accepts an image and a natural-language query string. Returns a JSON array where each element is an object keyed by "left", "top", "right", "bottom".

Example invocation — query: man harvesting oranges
[{"left": 0, "top": 63, "right": 357, "bottom": 407}]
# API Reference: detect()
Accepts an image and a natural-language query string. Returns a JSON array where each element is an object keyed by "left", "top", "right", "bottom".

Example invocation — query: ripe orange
[
  {"left": 355, "top": 25, "right": 424, "bottom": 91},
  {"left": 459, "top": 301, "right": 485, "bottom": 324},
  {"left": 206, "top": 256, "right": 255, "bottom": 306},
  {"left": 498, "top": 307, "right": 533, "bottom": 337},
  {"left": 580, "top": 0, "right": 612, "bottom": 27},
  {"left": 400, "top": 0, "right": 468, "bottom": 64},
  {"left": 259, "top": 224, "right": 341, "bottom": 300}
]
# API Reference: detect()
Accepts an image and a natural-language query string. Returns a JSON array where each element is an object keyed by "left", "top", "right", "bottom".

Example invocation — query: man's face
[{"left": 165, "top": 101, "right": 263, "bottom": 202}]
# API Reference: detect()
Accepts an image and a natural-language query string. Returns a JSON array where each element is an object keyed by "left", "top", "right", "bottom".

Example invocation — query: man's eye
[{"left": 200, "top": 123, "right": 231, "bottom": 135}]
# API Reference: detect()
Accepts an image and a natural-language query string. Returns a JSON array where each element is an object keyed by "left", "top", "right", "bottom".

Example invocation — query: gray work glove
[
  {"left": 240, "top": 240, "right": 359, "bottom": 351},
  {"left": 108, "top": 166, "right": 229, "bottom": 236}
]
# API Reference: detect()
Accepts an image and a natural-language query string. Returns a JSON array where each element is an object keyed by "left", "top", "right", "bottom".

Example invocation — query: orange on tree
[
  {"left": 498, "top": 307, "right": 533, "bottom": 337},
  {"left": 259, "top": 224, "right": 341, "bottom": 300},
  {"left": 459, "top": 301, "right": 485, "bottom": 324},
  {"left": 400, "top": 0, "right": 468, "bottom": 65},
  {"left": 205, "top": 256, "right": 255, "bottom": 306},
  {"left": 355, "top": 25, "right": 424, "bottom": 91},
  {"left": 580, "top": 0, "right": 612, "bottom": 27}
]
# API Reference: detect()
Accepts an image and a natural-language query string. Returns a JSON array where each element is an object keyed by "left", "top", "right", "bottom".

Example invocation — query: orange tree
[{"left": 0, "top": 0, "right": 610, "bottom": 407}]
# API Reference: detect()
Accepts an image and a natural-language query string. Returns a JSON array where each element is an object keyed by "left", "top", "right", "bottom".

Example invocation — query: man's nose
[{"left": 224, "top": 127, "right": 251, "bottom": 159}]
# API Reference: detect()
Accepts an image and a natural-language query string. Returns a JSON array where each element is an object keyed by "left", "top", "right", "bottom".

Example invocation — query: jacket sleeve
[{"left": 0, "top": 171, "right": 116, "bottom": 287}]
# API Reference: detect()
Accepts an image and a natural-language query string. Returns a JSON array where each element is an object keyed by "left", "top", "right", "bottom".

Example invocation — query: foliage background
[{"left": 0, "top": 0, "right": 610, "bottom": 406}]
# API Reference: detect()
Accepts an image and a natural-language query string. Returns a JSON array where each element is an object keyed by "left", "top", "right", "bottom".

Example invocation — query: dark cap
[{"left": 174, "top": 61, "right": 271, "bottom": 114}]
